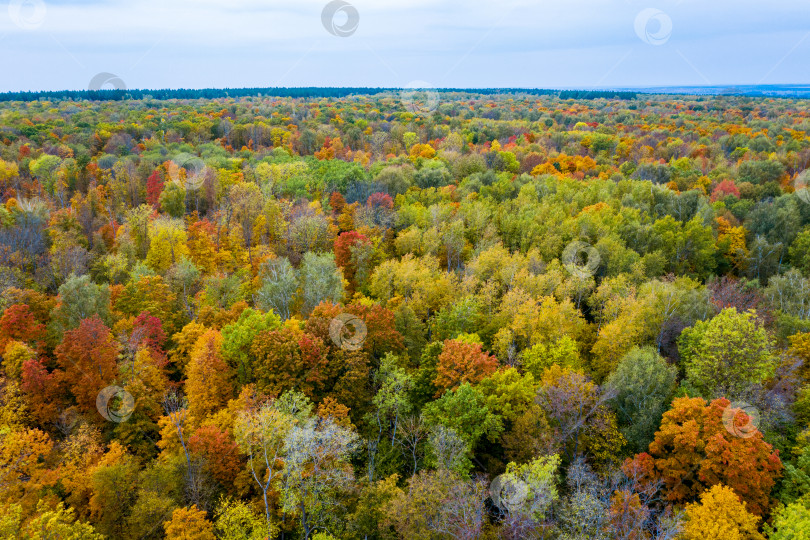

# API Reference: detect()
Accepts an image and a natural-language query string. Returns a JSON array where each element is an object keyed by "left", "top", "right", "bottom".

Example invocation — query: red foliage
[
  {"left": 146, "top": 169, "right": 165, "bottom": 207},
  {"left": 367, "top": 192, "right": 394, "bottom": 210},
  {"left": 329, "top": 191, "right": 346, "bottom": 215},
  {"left": 434, "top": 339, "right": 499, "bottom": 395},
  {"left": 710, "top": 179, "right": 740, "bottom": 202},
  {"left": 54, "top": 316, "right": 119, "bottom": 417},
  {"left": 624, "top": 396, "right": 782, "bottom": 516},
  {"left": 0, "top": 304, "right": 46, "bottom": 351},
  {"left": 21, "top": 356, "right": 65, "bottom": 425},
  {"left": 132, "top": 311, "right": 168, "bottom": 366},
  {"left": 188, "top": 425, "right": 242, "bottom": 487}
]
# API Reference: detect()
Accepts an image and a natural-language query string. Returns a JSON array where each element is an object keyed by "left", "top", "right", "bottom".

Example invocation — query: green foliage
[
  {"left": 222, "top": 307, "right": 282, "bottom": 385},
  {"left": 605, "top": 346, "right": 677, "bottom": 452},
  {"left": 679, "top": 308, "right": 776, "bottom": 398}
]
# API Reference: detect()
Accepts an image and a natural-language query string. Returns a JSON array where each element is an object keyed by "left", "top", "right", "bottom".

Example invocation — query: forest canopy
[{"left": 1, "top": 90, "right": 810, "bottom": 539}]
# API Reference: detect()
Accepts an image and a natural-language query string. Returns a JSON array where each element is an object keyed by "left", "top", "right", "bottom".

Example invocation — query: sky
[{"left": 0, "top": 0, "right": 808, "bottom": 92}]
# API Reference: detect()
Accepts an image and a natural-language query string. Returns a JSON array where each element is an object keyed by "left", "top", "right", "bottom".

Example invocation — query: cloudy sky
[{"left": 0, "top": 0, "right": 808, "bottom": 92}]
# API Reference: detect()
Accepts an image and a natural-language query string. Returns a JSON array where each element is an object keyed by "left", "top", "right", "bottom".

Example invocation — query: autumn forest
[{"left": 2, "top": 90, "right": 810, "bottom": 539}]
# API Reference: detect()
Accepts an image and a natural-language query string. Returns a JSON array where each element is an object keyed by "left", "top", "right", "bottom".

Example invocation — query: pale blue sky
[{"left": 0, "top": 0, "right": 808, "bottom": 91}]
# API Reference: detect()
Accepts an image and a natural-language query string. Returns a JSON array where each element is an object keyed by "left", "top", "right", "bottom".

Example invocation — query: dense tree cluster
[{"left": 1, "top": 90, "right": 810, "bottom": 538}]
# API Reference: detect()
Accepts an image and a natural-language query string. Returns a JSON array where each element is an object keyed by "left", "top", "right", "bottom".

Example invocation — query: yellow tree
[
  {"left": 186, "top": 329, "right": 233, "bottom": 421},
  {"left": 681, "top": 484, "right": 764, "bottom": 540},
  {"left": 146, "top": 217, "right": 190, "bottom": 273},
  {"left": 164, "top": 505, "right": 216, "bottom": 540}
]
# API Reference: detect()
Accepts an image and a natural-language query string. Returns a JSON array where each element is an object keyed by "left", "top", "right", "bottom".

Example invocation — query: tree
[
  {"left": 255, "top": 256, "right": 298, "bottom": 320},
  {"left": 250, "top": 326, "right": 333, "bottom": 402},
  {"left": 333, "top": 231, "right": 371, "bottom": 292},
  {"left": 164, "top": 505, "right": 216, "bottom": 540},
  {"left": 228, "top": 182, "right": 264, "bottom": 263},
  {"left": 422, "top": 383, "right": 502, "bottom": 448},
  {"left": 186, "top": 329, "right": 232, "bottom": 421},
  {"left": 279, "top": 414, "right": 360, "bottom": 538},
  {"left": 214, "top": 496, "right": 275, "bottom": 540},
  {"left": 628, "top": 397, "right": 782, "bottom": 516},
  {"left": 765, "top": 500, "right": 810, "bottom": 539},
  {"left": 521, "top": 335, "right": 583, "bottom": 378},
  {"left": 221, "top": 307, "right": 282, "bottom": 386},
  {"left": 0, "top": 428, "right": 53, "bottom": 506},
  {"left": 491, "top": 454, "right": 561, "bottom": 534},
  {"left": 55, "top": 315, "right": 119, "bottom": 418},
  {"left": 534, "top": 366, "right": 621, "bottom": 463},
  {"left": 49, "top": 274, "right": 111, "bottom": 337},
  {"left": 8, "top": 501, "right": 103, "bottom": 539},
  {"left": 234, "top": 396, "right": 294, "bottom": 531},
  {"left": 146, "top": 217, "right": 190, "bottom": 273},
  {"left": 0, "top": 304, "right": 45, "bottom": 351},
  {"left": 433, "top": 339, "right": 499, "bottom": 395},
  {"left": 680, "top": 484, "right": 764, "bottom": 540},
  {"left": 383, "top": 470, "right": 488, "bottom": 540},
  {"left": 679, "top": 308, "right": 776, "bottom": 398},
  {"left": 477, "top": 367, "right": 537, "bottom": 424},
  {"left": 605, "top": 346, "right": 677, "bottom": 452},
  {"left": 188, "top": 425, "right": 242, "bottom": 489},
  {"left": 299, "top": 251, "right": 345, "bottom": 315}
]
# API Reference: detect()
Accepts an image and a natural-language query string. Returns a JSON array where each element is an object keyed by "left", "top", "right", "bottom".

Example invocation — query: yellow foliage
[{"left": 681, "top": 484, "right": 764, "bottom": 540}]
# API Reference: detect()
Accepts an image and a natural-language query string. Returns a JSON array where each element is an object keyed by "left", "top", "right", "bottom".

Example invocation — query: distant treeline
[{"left": 0, "top": 86, "right": 636, "bottom": 102}]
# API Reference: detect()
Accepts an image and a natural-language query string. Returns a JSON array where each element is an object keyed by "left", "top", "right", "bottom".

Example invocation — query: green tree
[
  {"left": 255, "top": 257, "right": 298, "bottom": 320},
  {"left": 49, "top": 274, "right": 111, "bottom": 338},
  {"left": 679, "top": 308, "right": 776, "bottom": 398},
  {"left": 422, "top": 383, "right": 503, "bottom": 448},
  {"left": 221, "top": 307, "right": 282, "bottom": 385},
  {"left": 605, "top": 346, "right": 677, "bottom": 452},
  {"left": 299, "top": 251, "right": 345, "bottom": 315}
]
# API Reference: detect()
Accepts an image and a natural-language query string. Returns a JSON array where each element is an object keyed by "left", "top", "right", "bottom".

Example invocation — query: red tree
[
  {"left": 710, "top": 179, "right": 740, "bottom": 202},
  {"left": 434, "top": 339, "right": 499, "bottom": 395},
  {"left": 54, "top": 316, "right": 119, "bottom": 417},
  {"left": 0, "top": 304, "right": 46, "bottom": 351},
  {"left": 146, "top": 169, "right": 165, "bottom": 207},
  {"left": 624, "top": 397, "right": 782, "bottom": 516}
]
